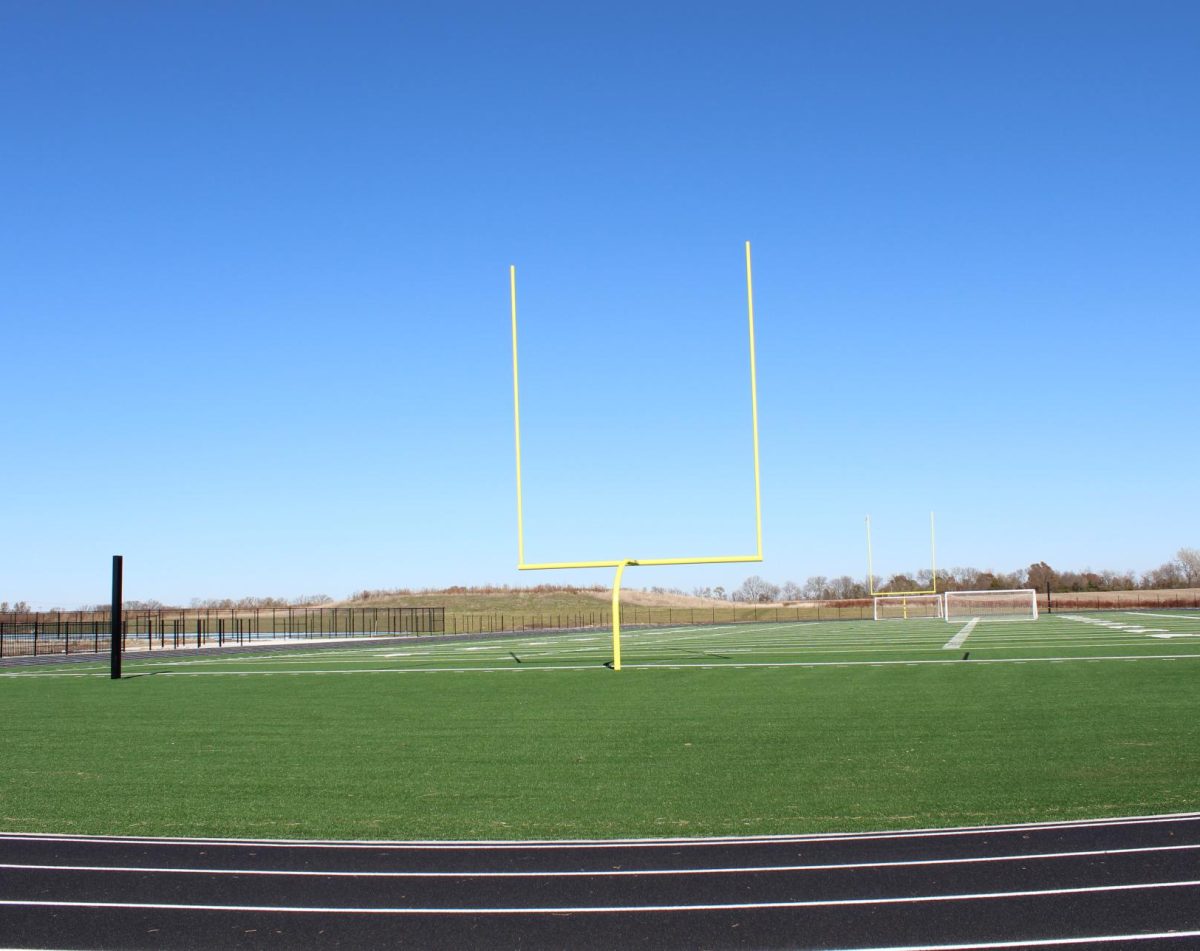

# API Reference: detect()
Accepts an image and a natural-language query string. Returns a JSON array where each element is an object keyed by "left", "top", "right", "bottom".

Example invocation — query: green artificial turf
[{"left": 2, "top": 617, "right": 1198, "bottom": 840}]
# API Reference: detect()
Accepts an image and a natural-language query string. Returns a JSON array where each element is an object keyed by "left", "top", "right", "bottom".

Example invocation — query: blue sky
[{"left": 3, "top": 2, "right": 1197, "bottom": 608}]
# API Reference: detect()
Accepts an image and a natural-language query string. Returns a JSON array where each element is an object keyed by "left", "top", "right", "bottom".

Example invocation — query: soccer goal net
[
  {"left": 873, "top": 594, "right": 944, "bottom": 621},
  {"left": 943, "top": 589, "right": 1038, "bottom": 622}
]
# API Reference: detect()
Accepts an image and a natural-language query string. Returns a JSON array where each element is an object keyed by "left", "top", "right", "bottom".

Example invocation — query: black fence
[
  {"left": 0, "top": 606, "right": 444, "bottom": 659},
  {"left": 1041, "top": 591, "right": 1200, "bottom": 612},
  {"left": 2, "top": 591, "right": 1197, "bottom": 660}
]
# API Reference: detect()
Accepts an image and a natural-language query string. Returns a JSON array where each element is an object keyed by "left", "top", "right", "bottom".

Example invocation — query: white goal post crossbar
[
  {"left": 873, "top": 594, "right": 944, "bottom": 621},
  {"left": 943, "top": 588, "right": 1039, "bottom": 622}
]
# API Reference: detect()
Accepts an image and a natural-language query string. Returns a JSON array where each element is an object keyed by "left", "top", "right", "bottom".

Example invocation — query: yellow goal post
[
  {"left": 509, "top": 242, "right": 763, "bottom": 670},
  {"left": 866, "top": 511, "right": 938, "bottom": 597}
]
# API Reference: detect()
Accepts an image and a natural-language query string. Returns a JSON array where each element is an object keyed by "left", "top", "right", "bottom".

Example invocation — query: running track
[{"left": 2, "top": 814, "right": 1199, "bottom": 949}]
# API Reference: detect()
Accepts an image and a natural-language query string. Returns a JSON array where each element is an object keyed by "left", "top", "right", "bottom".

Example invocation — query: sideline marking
[
  {"left": 2, "top": 812, "right": 1197, "bottom": 850},
  {"left": 5, "top": 842, "right": 1198, "bottom": 879},
  {"left": 944, "top": 618, "right": 979, "bottom": 650},
  {"left": 1, "top": 878, "right": 1197, "bottom": 914}
]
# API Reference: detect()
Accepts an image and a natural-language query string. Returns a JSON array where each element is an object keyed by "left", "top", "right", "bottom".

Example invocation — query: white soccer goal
[
  {"left": 873, "top": 594, "right": 944, "bottom": 621},
  {"left": 943, "top": 589, "right": 1038, "bottom": 622}
]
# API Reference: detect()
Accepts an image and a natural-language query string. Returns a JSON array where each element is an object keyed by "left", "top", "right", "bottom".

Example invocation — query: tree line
[
  {"left": 699, "top": 547, "right": 1200, "bottom": 603},
  {"left": 3, "top": 551, "right": 1196, "bottom": 613}
]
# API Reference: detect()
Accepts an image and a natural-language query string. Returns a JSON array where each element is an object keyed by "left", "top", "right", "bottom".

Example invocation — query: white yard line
[
  {"left": 1126, "top": 612, "right": 1200, "bottom": 621},
  {"left": 1058, "top": 615, "right": 1169, "bottom": 633},
  {"left": 943, "top": 618, "right": 979, "bottom": 650}
]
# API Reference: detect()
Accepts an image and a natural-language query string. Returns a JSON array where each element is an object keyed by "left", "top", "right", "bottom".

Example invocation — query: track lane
[{"left": 1, "top": 815, "right": 1197, "bottom": 949}]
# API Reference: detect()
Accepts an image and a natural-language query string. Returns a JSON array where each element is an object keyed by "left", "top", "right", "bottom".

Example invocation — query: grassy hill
[{"left": 335, "top": 585, "right": 815, "bottom": 632}]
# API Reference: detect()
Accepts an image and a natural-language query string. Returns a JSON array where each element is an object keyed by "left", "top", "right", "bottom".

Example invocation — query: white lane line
[
  {"left": 1, "top": 878, "right": 1197, "bottom": 914},
  {"left": 2, "top": 812, "right": 1196, "bottom": 850},
  {"left": 944, "top": 618, "right": 979, "bottom": 650},
  {"left": 4, "top": 842, "right": 1197, "bottom": 879},
  {"left": 837, "top": 930, "right": 1200, "bottom": 950}
]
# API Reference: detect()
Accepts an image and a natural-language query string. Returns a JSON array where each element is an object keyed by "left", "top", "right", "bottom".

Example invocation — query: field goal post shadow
[
  {"left": 866, "top": 511, "right": 938, "bottom": 598},
  {"left": 509, "top": 241, "right": 763, "bottom": 671}
]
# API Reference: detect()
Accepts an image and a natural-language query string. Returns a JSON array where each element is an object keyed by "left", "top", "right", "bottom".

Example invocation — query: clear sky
[{"left": 3, "top": 2, "right": 1197, "bottom": 609}]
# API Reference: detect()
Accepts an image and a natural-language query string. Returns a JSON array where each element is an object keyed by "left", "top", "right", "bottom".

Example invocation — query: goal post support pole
[{"left": 611, "top": 561, "right": 632, "bottom": 671}]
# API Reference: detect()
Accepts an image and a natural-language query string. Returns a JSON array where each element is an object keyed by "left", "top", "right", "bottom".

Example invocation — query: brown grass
[{"left": 1040, "top": 587, "right": 1200, "bottom": 610}]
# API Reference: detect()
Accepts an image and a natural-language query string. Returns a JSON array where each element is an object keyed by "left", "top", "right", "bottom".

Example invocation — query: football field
[{"left": 3, "top": 611, "right": 1198, "bottom": 840}]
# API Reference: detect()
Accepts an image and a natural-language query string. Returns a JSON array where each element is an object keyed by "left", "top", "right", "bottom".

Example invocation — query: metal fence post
[{"left": 110, "top": 555, "right": 123, "bottom": 679}]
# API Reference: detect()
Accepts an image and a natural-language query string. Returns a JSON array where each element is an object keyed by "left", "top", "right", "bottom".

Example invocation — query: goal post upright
[
  {"left": 510, "top": 263, "right": 525, "bottom": 569},
  {"left": 509, "top": 242, "right": 763, "bottom": 670},
  {"left": 866, "top": 511, "right": 938, "bottom": 597}
]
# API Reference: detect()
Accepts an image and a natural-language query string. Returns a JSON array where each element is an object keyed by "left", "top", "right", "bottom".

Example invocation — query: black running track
[{"left": 2, "top": 814, "right": 1198, "bottom": 950}]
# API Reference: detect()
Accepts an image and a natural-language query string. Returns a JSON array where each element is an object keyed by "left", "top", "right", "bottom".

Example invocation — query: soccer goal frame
[
  {"left": 943, "top": 588, "right": 1039, "bottom": 623},
  {"left": 866, "top": 512, "right": 938, "bottom": 597},
  {"left": 510, "top": 242, "right": 763, "bottom": 671},
  {"left": 873, "top": 593, "right": 944, "bottom": 621}
]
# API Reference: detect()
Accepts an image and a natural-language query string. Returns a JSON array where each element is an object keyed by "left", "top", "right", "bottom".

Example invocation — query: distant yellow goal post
[
  {"left": 509, "top": 242, "right": 764, "bottom": 670},
  {"left": 866, "top": 511, "right": 938, "bottom": 598}
]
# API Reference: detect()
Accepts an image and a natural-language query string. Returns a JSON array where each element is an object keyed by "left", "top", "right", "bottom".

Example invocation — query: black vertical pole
[
  {"left": 1046, "top": 581, "right": 1053, "bottom": 614},
  {"left": 110, "top": 555, "right": 123, "bottom": 680}
]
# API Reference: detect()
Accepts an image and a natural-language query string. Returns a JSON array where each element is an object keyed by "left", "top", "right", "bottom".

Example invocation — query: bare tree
[
  {"left": 827, "top": 576, "right": 862, "bottom": 599},
  {"left": 1142, "top": 561, "right": 1183, "bottom": 589},
  {"left": 1177, "top": 548, "right": 1200, "bottom": 587},
  {"left": 882, "top": 574, "right": 918, "bottom": 593},
  {"left": 1027, "top": 562, "right": 1056, "bottom": 592},
  {"left": 802, "top": 576, "right": 828, "bottom": 599},
  {"left": 734, "top": 576, "right": 779, "bottom": 603}
]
